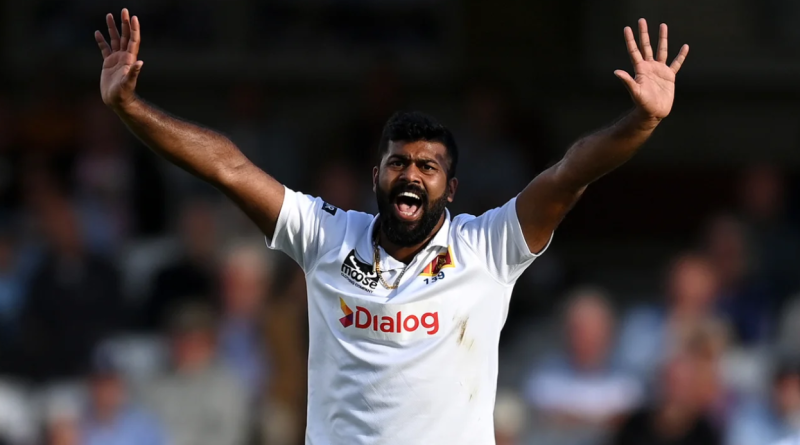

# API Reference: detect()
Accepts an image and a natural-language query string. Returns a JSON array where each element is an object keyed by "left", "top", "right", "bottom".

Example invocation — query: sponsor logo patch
[
  {"left": 337, "top": 296, "right": 441, "bottom": 341},
  {"left": 321, "top": 202, "right": 338, "bottom": 216},
  {"left": 340, "top": 250, "right": 379, "bottom": 292}
]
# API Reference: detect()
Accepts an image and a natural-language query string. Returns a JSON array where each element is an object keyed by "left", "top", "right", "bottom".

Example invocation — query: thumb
[
  {"left": 125, "top": 60, "right": 144, "bottom": 83},
  {"left": 614, "top": 69, "right": 637, "bottom": 93}
]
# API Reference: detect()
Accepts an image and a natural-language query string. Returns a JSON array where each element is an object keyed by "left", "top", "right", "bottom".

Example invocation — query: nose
[{"left": 399, "top": 164, "right": 423, "bottom": 184}]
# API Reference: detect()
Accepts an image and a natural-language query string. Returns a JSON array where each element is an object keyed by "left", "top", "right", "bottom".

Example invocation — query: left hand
[{"left": 615, "top": 18, "right": 689, "bottom": 121}]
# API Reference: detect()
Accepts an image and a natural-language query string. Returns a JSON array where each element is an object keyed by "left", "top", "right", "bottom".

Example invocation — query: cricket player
[{"left": 95, "top": 9, "right": 689, "bottom": 444}]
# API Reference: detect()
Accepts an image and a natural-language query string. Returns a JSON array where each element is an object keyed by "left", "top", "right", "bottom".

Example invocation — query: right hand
[{"left": 95, "top": 8, "right": 142, "bottom": 111}]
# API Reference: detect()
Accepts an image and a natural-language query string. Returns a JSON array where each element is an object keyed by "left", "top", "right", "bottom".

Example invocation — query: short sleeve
[
  {"left": 264, "top": 186, "right": 345, "bottom": 272},
  {"left": 456, "top": 196, "right": 552, "bottom": 284}
]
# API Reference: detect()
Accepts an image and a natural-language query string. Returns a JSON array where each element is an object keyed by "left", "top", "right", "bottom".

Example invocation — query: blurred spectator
[
  {"left": 0, "top": 380, "right": 36, "bottom": 444},
  {"left": 17, "top": 82, "right": 79, "bottom": 161},
  {"left": 609, "top": 343, "right": 723, "bottom": 445},
  {"left": 218, "top": 242, "right": 273, "bottom": 399},
  {"left": 703, "top": 214, "right": 775, "bottom": 345},
  {"left": 686, "top": 320, "right": 733, "bottom": 424},
  {"left": 141, "top": 303, "right": 248, "bottom": 445},
  {"left": 523, "top": 287, "right": 643, "bottom": 445},
  {"left": 47, "top": 414, "right": 81, "bottom": 445},
  {"left": 450, "top": 81, "right": 532, "bottom": 215},
  {"left": 42, "top": 387, "right": 83, "bottom": 445},
  {"left": 617, "top": 253, "right": 720, "bottom": 384},
  {"left": 726, "top": 359, "right": 800, "bottom": 445},
  {"left": 223, "top": 84, "right": 305, "bottom": 188},
  {"left": 141, "top": 199, "right": 220, "bottom": 331},
  {"left": 313, "top": 160, "right": 365, "bottom": 212},
  {"left": 258, "top": 263, "right": 309, "bottom": 445},
  {"left": 495, "top": 390, "right": 527, "bottom": 445},
  {"left": 80, "top": 345, "right": 166, "bottom": 445},
  {"left": 72, "top": 97, "right": 134, "bottom": 257},
  {"left": 736, "top": 164, "right": 800, "bottom": 307},
  {"left": 15, "top": 192, "right": 125, "bottom": 382},
  {"left": 337, "top": 61, "right": 406, "bottom": 174}
]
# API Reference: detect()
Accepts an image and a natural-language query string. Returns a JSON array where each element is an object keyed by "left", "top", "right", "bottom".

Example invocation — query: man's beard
[{"left": 375, "top": 182, "right": 449, "bottom": 247}]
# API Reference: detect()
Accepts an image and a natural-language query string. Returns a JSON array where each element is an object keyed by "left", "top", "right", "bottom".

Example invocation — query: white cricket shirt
[{"left": 265, "top": 186, "right": 552, "bottom": 445}]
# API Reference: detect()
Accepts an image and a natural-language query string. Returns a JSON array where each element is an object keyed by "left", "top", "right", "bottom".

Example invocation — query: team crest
[{"left": 419, "top": 247, "right": 455, "bottom": 277}]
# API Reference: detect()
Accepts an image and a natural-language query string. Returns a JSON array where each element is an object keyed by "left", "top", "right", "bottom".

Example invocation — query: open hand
[
  {"left": 615, "top": 19, "right": 689, "bottom": 121},
  {"left": 94, "top": 8, "right": 142, "bottom": 110}
]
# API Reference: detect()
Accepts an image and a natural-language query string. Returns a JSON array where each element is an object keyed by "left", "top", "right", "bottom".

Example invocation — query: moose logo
[{"left": 340, "top": 250, "right": 379, "bottom": 292}]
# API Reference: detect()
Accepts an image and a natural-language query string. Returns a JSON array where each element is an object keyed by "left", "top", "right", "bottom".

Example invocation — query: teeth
[{"left": 399, "top": 192, "right": 421, "bottom": 201}]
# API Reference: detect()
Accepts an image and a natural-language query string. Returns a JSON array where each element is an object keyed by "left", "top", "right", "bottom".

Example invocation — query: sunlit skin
[
  {"left": 94, "top": 10, "right": 693, "bottom": 441},
  {"left": 372, "top": 141, "right": 458, "bottom": 263},
  {"left": 95, "top": 10, "right": 689, "bottom": 269}
]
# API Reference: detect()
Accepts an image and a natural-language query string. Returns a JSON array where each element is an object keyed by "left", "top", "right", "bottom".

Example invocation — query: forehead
[{"left": 384, "top": 140, "right": 448, "bottom": 163}]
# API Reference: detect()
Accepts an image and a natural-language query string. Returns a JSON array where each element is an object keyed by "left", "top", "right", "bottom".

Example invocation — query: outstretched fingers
[
  {"left": 95, "top": 30, "right": 112, "bottom": 58},
  {"left": 638, "top": 18, "right": 654, "bottom": 61},
  {"left": 670, "top": 44, "right": 690, "bottom": 73},
  {"left": 656, "top": 23, "right": 668, "bottom": 63},
  {"left": 106, "top": 13, "right": 121, "bottom": 51},
  {"left": 99, "top": 10, "right": 140, "bottom": 57},
  {"left": 120, "top": 9, "right": 131, "bottom": 54},
  {"left": 128, "top": 15, "right": 141, "bottom": 56},
  {"left": 624, "top": 26, "right": 643, "bottom": 65}
]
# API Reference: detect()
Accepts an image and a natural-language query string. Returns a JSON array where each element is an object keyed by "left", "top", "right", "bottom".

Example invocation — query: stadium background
[{"left": 1, "top": 0, "right": 800, "bottom": 444}]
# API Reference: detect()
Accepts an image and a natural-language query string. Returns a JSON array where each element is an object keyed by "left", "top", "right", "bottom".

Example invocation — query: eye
[
  {"left": 422, "top": 164, "right": 435, "bottom": 171},
  {"left": 389, "top": 160, "right": 403, "bottom": 167}
]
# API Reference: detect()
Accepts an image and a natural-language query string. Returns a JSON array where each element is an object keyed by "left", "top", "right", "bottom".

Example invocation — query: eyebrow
[{"left": 388, "top": 154, "right": 440, "bottom": 165}]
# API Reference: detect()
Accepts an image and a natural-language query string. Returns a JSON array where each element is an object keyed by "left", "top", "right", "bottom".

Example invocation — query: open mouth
[{"left": 393, "top": 191, "right": 424, "bottom": 221}]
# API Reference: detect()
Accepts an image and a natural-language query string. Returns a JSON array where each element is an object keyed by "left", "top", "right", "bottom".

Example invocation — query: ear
[
  {"left": 447, "top": 177, "right": 458, "bottom": 203},
  {"left": 372, "top": 166, "right": 379, "bottom": 193}
]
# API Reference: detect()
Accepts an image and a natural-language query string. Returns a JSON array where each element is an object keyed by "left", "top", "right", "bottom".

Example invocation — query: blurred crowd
[
  {"left": 2, "top": 77, "right": 800, "bottom": 445},
  {"left": 0, "top": 65, "right": 549, "bottom": 445},
  {"left": 1, "top": 21, "right": 800, "bottom": 445},
  {"left": 497, "top": 163, "right": 800, "bottom": 445}
]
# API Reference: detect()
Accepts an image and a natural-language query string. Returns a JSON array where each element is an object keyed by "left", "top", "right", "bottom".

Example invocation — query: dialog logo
[
  {"left": 339, "top": 298, "right": 354, "bottom": 327},
  {"left": 337, "top": 297, "right": 441, "bottom": 341}
]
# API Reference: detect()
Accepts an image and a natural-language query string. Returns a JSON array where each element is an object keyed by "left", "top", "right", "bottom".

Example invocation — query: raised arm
[
  {"left": 516, "top": 19, "right": 689, "bottom": 253},
  {"left": 94, "top": 9, "right": 285, "bottom": 237}
]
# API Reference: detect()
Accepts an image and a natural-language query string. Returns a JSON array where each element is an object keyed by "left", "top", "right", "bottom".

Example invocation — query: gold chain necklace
[
  {"left": 372, "top": 222, "right": 438, "bottom": 290},
  {"left": 373, "top": 240, "right": 412, "bottom": 290}
]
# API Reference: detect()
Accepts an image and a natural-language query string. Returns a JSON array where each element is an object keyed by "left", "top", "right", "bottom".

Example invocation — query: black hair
[{"left": 378, "top": 111, "right": 459, "bottom": 179}]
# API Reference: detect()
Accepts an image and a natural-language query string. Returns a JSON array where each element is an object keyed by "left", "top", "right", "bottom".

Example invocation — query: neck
[{"left": 379, "top": 214, "right": 446, "bottom": 263}]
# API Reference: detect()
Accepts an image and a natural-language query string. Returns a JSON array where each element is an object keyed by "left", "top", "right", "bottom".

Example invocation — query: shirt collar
[
  {"left": 356, "top": 209, "right": 451, "bottom": 271},
  {"left": 428, "top": 208, "right": 451, "bottom": 249}
]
